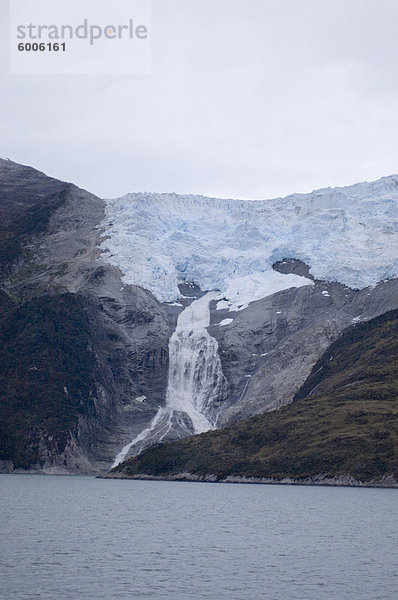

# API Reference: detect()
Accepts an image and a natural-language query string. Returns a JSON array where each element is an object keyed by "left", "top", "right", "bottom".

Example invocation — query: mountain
[
  {"left": 0, "top": 158, "right": 397, "bottom": 474},
  {"left": 106, "top": 309, "right": 398, "bottom": 486},
  {"left": 0, "top": 159, "right": 173, "bottom": 473}
]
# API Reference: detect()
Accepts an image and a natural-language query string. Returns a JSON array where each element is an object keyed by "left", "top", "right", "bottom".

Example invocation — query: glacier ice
[{"left": 101, "top": 175, "right": 398, "bottom": 303}]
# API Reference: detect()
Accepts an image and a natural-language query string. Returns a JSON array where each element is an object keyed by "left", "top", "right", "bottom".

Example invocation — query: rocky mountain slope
[
  {"left": 107, "top": 309, "right": 398, "bottom": 486},
  {"left": 0, "top": 158, "right": 397, "bottom": 474},
  {"left": 0, "top": 159, "right": 173, "bottom": 473}
]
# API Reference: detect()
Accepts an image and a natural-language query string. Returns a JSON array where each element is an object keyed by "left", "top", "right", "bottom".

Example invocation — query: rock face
[
  {"left": 0, "top": 160, "right": 172, "bottom": 473},
  {"left": 1, "top": 159, "right": 398, "bottom": 474},
  {"left": 210, "top": 264, "right": 398, "bottom": 424}
]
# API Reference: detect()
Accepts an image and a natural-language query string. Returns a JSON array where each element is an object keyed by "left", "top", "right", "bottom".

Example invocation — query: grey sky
[{"left": 1, "top": 0, "right": 398, "bottom": 200}]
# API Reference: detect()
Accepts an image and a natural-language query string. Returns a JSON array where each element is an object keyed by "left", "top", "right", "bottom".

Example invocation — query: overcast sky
[{"left": 1, "top": 0, "right": 398, "bottom": 200}]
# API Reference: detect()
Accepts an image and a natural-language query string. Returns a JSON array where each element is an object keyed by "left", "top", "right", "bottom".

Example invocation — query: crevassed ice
[{"left": 101, "top": 175, "right": 398, "bottom": 303}]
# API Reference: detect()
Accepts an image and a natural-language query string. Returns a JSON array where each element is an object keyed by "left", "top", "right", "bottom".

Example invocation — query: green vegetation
[
  {"left": 0, "top": 293, "right": 96, "bottom": 468},
  {"left": 113, "top": 310, "right": 398, "bottom": 483}
]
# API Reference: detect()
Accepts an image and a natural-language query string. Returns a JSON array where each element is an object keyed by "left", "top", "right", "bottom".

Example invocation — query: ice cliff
[{"left": 101, "top": 175, "right": 398, "bottom": 304}]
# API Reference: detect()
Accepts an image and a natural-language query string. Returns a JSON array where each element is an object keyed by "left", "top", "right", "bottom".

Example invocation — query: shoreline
[{"left": 97, "top": 471, "right": 398, "bottom": 489}]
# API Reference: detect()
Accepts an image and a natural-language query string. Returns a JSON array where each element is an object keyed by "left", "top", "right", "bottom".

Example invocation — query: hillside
[
  {"left": 0, "top": 292, "right": 96, "bottom": 470},
  {"left": 108, "top": 309, "right": 398, "bottom": 485}
]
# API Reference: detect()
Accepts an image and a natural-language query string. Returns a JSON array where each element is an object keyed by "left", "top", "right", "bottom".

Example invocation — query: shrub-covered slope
[
  {"left": 110, "top": 310, "right": 398, "bottom": 484},
  {"left": 0, "top": 292, "right": 97, "bottom": 469}
]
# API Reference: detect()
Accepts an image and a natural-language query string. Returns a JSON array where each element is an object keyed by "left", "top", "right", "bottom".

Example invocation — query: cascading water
[
  {"left": 111, "top": 407, "right": 164, "bottom": 468},
  {"left": 112, "top": 292, "right": 226, "bottom": 467}
]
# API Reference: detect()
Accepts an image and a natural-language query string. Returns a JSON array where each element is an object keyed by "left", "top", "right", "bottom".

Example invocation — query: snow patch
[
  {"left": 217, "top": 271, "right": 312, "bottom": 312},
  {"left": 216, "top": 300, "right": 230, "bottom": 311},
  {"left": 219, "top": 318, "right": 233, "bottom": 327}
]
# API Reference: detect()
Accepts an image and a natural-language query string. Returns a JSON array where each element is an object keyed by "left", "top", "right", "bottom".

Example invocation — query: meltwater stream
[{"left": 112, "top": 292, "right": 226, "bottom": 467}]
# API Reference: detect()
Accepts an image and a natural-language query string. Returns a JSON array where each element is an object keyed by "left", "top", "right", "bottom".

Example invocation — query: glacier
[{"left": 101, "top": 175, "right": 398, "bottom": 304}]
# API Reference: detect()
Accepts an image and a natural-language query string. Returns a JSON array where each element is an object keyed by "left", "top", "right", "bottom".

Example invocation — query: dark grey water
[{"left": 0, "top": 475, "right": 397, "bottom": 600}]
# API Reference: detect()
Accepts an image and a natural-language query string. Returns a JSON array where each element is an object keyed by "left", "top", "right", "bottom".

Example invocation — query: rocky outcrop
[{"left": 210, "top": 268, "right": 398, "bottom": 424}]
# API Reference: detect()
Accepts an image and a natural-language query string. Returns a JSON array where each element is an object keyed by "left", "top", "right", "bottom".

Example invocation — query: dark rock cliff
[{"left": 0, "top": 160, "right": 172, "bottom": 473}]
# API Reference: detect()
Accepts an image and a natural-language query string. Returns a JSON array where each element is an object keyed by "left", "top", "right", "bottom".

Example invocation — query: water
[
  {"left": 164, "top": 292, "right": 225, "bottom": 432},
  {"left": 1, "top": 475, "right": 397, "bottom": 600},
  {"left": 112, "top": 407, "right": 165, "bottom": 468},
  {"left": 113, "top": 293, "right": 226, "bottom": 466}
]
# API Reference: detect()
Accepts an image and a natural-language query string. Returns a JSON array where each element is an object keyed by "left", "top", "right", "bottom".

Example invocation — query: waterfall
[
  {"left": 164, "top": 291, "right": 224, "bottom": 431},
  {"left": 111, "top": 407, "right": 164, "bottom": 468},
  {"left": 112, "top": 292, "right": 226, "bottom": 467}
]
